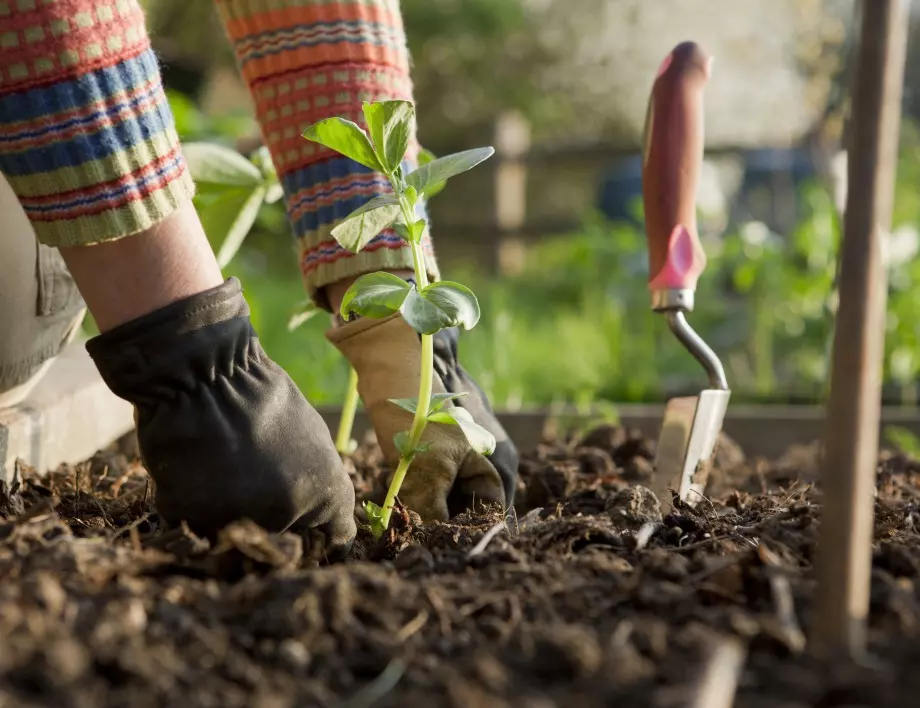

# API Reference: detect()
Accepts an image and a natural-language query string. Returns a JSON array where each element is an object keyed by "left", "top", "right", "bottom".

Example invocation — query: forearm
[
  {"left": 0, "top": 0, "right": 194, "bottom": 247},
  {"left": 214, "top": 0, "right": 439, "bottom": 308}
]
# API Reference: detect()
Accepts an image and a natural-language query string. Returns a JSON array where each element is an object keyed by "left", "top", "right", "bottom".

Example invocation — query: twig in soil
[
  {"left": 634, "top": 522, "right": 659, "bottom": 550},
  {"left": 668, "top": 531, "right": 761, "bottom": 554},
  {"left": 111, "top": 513, "right": 151, "bottom": 541},
  {"left": 129, "top": 526, "right": 142, "bottom": 553},
  {"left": 689, "top": 636, "right": 747, "bottom": 708},
  {"left": 667, "top": 536, "right": 726, "bottom": 553},
  {"left": 110, "top": 463, "right": 144, "bottom": 498},
  {"left": 466, "top": 520, "right": 507, "bottom": 559},
  {"left": 424, "top": 587, "right": 451, "bottom": 636},
  {"left": 458, "top": 594, "right": 507, "bottom": 619},
  {"left": 760, "top": 545, "right": 806, "bottom": 653},
  {"left": 517, "top": 507, "right": 543, "bottom": 533},
  {"left": 503, "top": 594, "right": 523, "bottom": 644},
  {"left": 88, "top": 494, "right": 115, "bottom": 528},
  {"left": 338, "top": 659, "right": 407, "bottom": 708},
  {"left": 395, "top": 610, "right": 429, "bottom": 643}
]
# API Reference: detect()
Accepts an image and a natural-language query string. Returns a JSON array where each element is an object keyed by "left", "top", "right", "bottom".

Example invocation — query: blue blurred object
[
  {"left": 731, "top": 147, "right": 819, "bottom": 235},
  {"left": 597, "top": 154, "right": 644, "bottom": 227},
  {"left": 597, "top": 147, "right": 821, "bottom": 235}
]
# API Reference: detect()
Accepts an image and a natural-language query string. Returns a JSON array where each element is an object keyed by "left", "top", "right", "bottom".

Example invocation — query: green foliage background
[{"left": 165, "top": 89, "right": 920, "bottom": 410}]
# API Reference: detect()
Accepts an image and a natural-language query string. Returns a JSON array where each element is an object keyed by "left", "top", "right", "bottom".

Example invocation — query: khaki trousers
[{"left": 0, "top": 173, "right": 86, "bottom": 407}]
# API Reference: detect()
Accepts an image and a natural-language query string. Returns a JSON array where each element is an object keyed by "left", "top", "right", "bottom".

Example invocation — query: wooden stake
[{"left": 812, "top": 0, "right": 911, "bottom": 658}]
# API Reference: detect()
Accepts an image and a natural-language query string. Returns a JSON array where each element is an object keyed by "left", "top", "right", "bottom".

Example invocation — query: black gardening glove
[
  {"left": 433, "top": 326, "right": 519, "bottom": 513},
  {"left": 86, "top": 278, "right": 356, "bottom": 558}
]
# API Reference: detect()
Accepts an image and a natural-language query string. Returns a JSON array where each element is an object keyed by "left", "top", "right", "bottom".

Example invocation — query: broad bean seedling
[{"left": 304, "top": 100, "right": 496, "bottom": 537}]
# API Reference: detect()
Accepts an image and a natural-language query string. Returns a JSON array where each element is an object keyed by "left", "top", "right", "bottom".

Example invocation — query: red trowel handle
[{"left": 642, "top": 41, "right": 712, "bottom": 309}]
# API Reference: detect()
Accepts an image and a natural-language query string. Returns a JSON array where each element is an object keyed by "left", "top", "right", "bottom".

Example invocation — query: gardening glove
[
  {"left": 326, "top": 313, "right": 518, "bottom": 522},
  {"left": 86, "top": 278, "right": 356, "bottom": 557}
]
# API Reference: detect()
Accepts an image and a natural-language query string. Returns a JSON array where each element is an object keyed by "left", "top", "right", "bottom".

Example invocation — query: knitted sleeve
[
  {"left": 214, "top": 0, "right": 439, "bottom": 307},
  {"left": 0, "top": 0, "right": 195, "bottom": 247}
]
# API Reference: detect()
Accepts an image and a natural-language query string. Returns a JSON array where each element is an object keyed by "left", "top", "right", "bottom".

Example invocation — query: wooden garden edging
[{"left": 317, "top": 403, "right": 920, "bottom": 460}]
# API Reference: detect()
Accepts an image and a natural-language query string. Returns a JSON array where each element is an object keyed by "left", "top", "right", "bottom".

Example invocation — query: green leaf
[
  {"left": 287, "top": 299, "right": 319, "bottom": 332},
  {"left": 427, "top": 407, "right": 496, "bottom": 455},
  {"left": 363, "top": 100, "right": 414, "bottom": 172},
  {"left": 250, "top": 145, "right": 277, "bottom": 179},
  {"left": 264, "top": 181, "right": 284, "bottom": 204},
  {"left": 398, "top": 281, "right": 481, "bottom": 335},
  {"left": 389, "top": 393, "right": 467, "bottom": 416},
  {"left": 393, "top": 222, "right": 412, "bottom": 241},
  {"left": 389, "top": 397, "right": 419, "bottom": 414},
  {"left": 303, "top": 117, "right": 384, "bottom": 172},
  {"left": 423, "top": 180, "right": 447, "bottom": 200},
  {"left": 406, "top": 147, "right": 494, "bottom": 196},
  {"left": 331, "top": 203, "right": 402, "bottom": 252},
  {"left": 341, "top": 272, "right": 412, "bottom": 320},
  {"left": 196, "top": 186, "right": 267, "bottom": 268},
  {"left": 393, "top": 431, "right": 431, "bottom": 458},
  {"left": 363, "top": 500, "right": 387, "bottom": 539},
  {"left": 399, "top": 286, "right": 456, "bottom": 334},
  {"left": 343, "top": 194, "right": 399, "bottom": 220},
  {"left": 415, "top": 148, "right": 447, "bottom": 199},
  {"left": 421, "top": 281, "right": 481, "bottom": 329},
  {"left": 409, "top": 219, "right": 427, "bottom": 243},
  {"left": 428, "top": 392, "right": 467, "bottom": 413},
  {"left": 394, "top": 217, "right": 426, "bottom": 244},
  {"left": 393, "top": 431, "right": 412, "bottom": 457},
  {"left": 184, "top": 142, "right": 264, "bottom": 188}
]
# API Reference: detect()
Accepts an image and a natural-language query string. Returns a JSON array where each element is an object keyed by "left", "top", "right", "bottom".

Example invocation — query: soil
[{"left": 3, "top": 426, "right": 920, "bottom": 708}]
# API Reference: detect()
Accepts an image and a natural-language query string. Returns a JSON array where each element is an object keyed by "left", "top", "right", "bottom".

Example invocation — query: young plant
[
  {"left": 183, "top": 143, "right": 284, "bottom": 268},
  {"left": 335, "top": 366, "right": 361, "bottom": 455},
  {"left": 326, "top": 148, "right": 446, "bottom": 456},
  {"left": 303, "top": 100, "right": 496, "bottom": 536}
]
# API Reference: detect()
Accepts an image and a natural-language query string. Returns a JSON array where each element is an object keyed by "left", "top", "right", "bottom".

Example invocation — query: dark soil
[{"left": 3, "top": 425, "right": 920, "bottom": 708}]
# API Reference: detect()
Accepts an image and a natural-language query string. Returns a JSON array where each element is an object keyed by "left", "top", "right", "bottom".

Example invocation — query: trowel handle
[{"left": 642, "top": 42, "right": 711, "bottom": 306}]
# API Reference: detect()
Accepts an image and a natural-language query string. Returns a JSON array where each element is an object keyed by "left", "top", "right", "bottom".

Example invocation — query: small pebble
[{"left": 278, "top": 639, "right": 311, "bottom": 669}]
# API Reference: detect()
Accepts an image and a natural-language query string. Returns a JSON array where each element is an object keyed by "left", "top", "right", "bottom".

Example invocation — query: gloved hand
[
  {"left": 86, "top": 278, "right": 356, "bottom": 558},
  {"left": 327, "top": 313, "right": 518, "bottom": 522}
]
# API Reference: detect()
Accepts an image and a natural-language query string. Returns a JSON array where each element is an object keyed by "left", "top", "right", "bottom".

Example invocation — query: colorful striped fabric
[
  {"left": 0, "top": 0, "right": 193, "bottom": 247},
  {"left": 214, "top": 0, "right": 439, "bottom": 304}
]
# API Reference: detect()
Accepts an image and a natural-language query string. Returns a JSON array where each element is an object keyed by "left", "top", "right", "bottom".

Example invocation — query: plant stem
[
  {"left": 380, "top": 333, "right": 434, "bottom": 528},
  {"left": 336, "top": 366, "right": 360, "bottom": 454},
  {"left": 379, "top": 192, "right": 435, "bottom": 530}
]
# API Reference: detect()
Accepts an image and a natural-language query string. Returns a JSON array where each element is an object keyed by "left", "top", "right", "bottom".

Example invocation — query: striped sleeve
[
  {"left": 0, "top": 0, "right": 194, "bottom": 248},
  {"left": 214, "top": 0, "right": 439, "bottom": 306}
]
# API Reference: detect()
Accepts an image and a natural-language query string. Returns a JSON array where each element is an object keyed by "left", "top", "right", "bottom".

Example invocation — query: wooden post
[
  {"left": 811, "top": 0, "right": 910, "bottom": 658},
  {"left": 493, "top": 111, "right": 531, "bottom": 276}
]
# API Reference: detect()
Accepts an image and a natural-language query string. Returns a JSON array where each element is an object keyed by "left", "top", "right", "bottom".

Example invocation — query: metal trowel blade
[{"left": 651, "top": 389, "right": 731, "bottom": 512}]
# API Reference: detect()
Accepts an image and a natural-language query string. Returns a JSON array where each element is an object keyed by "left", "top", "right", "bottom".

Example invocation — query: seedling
[
  {"left": 304, "top": 100, "right": 496, "bottom": 537},
  {"left": 183, "top": 143, "right": 284, "bottom": 268},
  {"left": 325, "top": 148, "right": 445, "bottom": 456},
  {"left": 336, "top": 366, "right": 360, "bottom": 455}
]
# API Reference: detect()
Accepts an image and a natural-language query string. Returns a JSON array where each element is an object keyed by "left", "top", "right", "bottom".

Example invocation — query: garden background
[{"left": 127, "top": 0, "right": 920, "bottom": 412}]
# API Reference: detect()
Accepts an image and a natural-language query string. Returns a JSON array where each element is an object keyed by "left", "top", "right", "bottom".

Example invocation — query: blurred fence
[{"left": 424, "top": 111, "right": 838, "bottom": 276}]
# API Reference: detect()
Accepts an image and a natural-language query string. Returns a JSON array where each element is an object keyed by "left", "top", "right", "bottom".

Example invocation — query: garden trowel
[{"left": 642, "top": 41, "right": 730, "bottom": 511}]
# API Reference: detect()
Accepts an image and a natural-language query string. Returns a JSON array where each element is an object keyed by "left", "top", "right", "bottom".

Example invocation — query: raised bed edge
[{"left": 316, "top": 403, "right": 920, "bottom": 460}]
